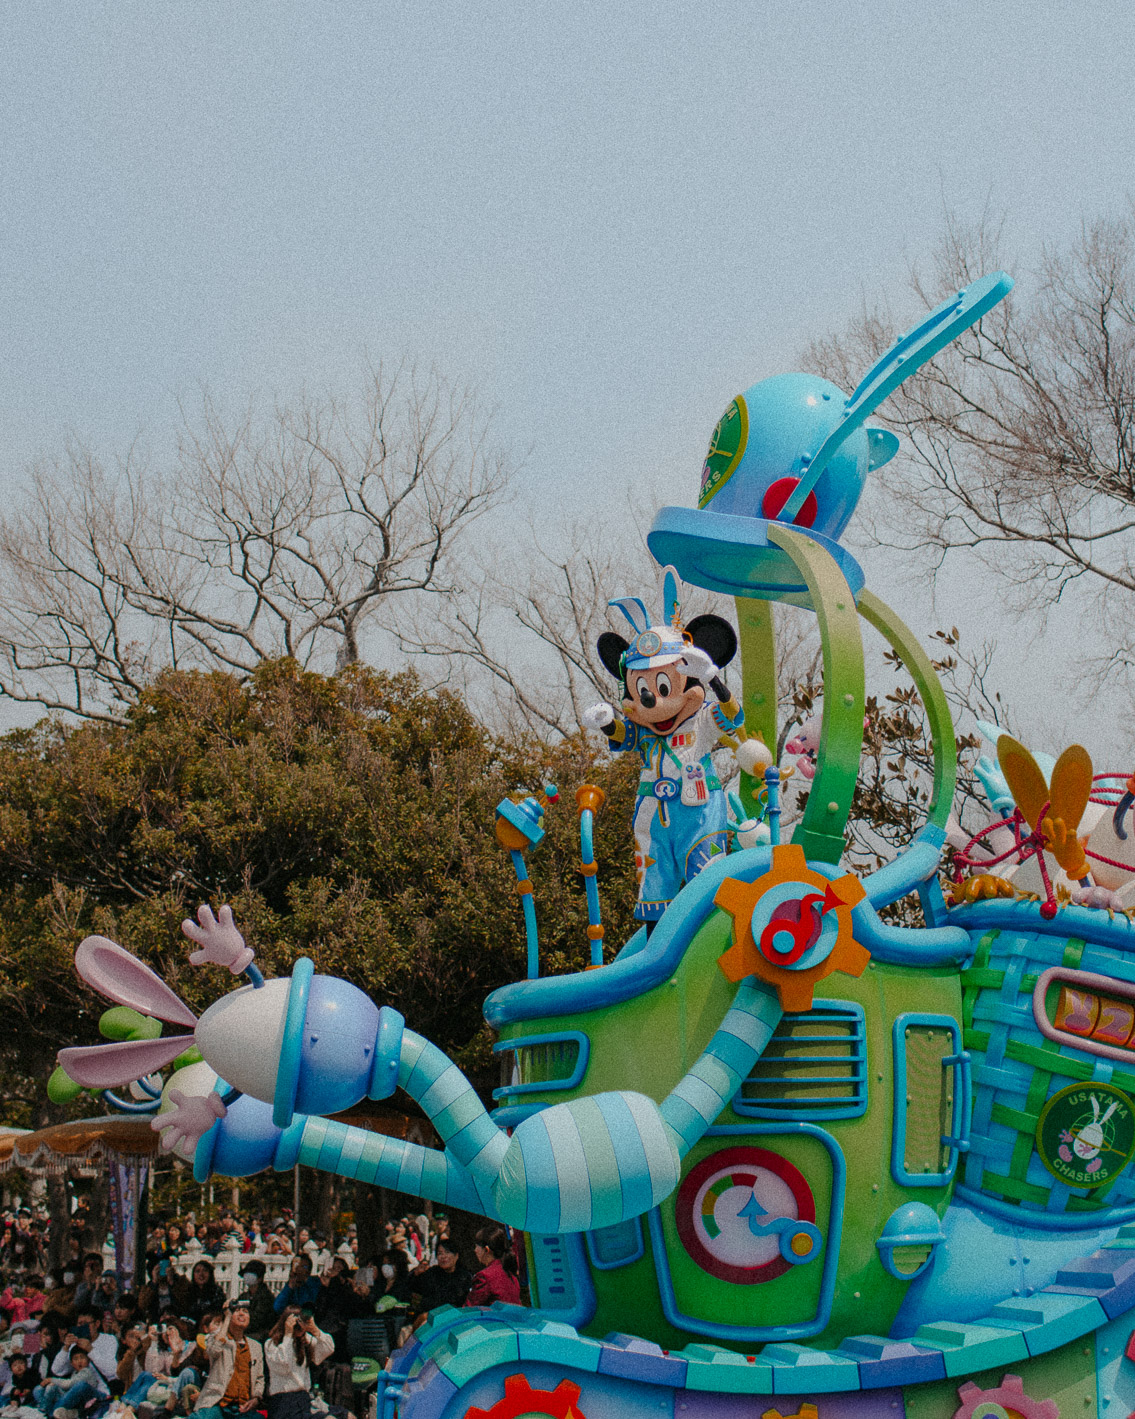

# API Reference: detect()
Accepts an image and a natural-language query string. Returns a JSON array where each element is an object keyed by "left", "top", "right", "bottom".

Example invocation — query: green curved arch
[
  {"left": 856, "top": 588, "right": 956, "bottom": 830},
  {"left": 733, "top": 597, "right": 777, "bottom": 820},
  {"left": 767, "top": 525, "right": 865, "bottom": 865}
]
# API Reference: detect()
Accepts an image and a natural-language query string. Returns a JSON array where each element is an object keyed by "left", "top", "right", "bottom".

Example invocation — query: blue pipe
[
  {"left": 509, "top": 849, "right": 540, "bottom": 978},
  {"left": 765, "top": 766, "right": 781, "bottom": 846},
  {"left": 580, "top": 809, "right": 603, "bottom": 966}
]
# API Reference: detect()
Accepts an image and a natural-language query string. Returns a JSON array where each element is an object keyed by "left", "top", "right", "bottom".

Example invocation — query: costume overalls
[{"left": 612, "top": 700, "right": 743, "bottom": 922}]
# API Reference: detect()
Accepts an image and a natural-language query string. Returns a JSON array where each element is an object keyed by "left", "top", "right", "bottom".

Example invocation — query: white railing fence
[{"left": 105, "top": 1248, "right": 328, "bottom": 1299}]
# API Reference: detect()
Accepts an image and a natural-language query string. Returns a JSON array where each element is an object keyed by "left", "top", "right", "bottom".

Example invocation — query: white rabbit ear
[
  {"left": 58, "top": 1036, "right": 196, "bottom": 1089},
  {"left": 75, "top": 937, "right": 197, "bottom": 1027}
]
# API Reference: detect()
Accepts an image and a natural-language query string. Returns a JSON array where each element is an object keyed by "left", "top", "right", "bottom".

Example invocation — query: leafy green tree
[{"left": 0, "top": 659, "right": 639, "bottom": 1130}]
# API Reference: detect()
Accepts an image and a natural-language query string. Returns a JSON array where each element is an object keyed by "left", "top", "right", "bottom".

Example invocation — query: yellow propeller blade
[
  {"left": 1050, "top": 744, "right": 1093, "bottom": 834},
  {"left": 997, "top": 734, "right": 1049, "bottom": 832},
  {"left": 1047, "top": 743, "right": 1093, "bottom": 879}
]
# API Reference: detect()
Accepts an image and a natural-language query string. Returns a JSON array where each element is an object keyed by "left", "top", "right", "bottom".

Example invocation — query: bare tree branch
[
  {"left": 806, "top": 209, "right": 1135, "bottom": 687},
  {"left": 0, "top": 363, "right": 513, "bottom": 717}
]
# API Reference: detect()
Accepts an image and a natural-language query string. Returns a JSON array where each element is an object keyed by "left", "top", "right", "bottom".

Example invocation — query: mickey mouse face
[
  {"left": 622, "top": 664, "right": 704, "bottom": 734},
  {"left": 597, "top": 612, "right": 738, "bottom": 737}
]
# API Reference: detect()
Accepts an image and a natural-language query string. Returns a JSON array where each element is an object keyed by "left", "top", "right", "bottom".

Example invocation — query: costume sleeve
[
  {"left": 711, "top": 698, "right": 745, "bottom": 737},
  {"left": 607, "top": 719, "right": 639, "bottom": 753},
  {"left": 309, "top": 1330, "right": 334, "bottom": 1366}
]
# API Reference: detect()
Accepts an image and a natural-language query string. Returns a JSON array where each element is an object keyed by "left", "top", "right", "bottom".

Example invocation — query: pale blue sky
[{"left": 3, "top": 2, "right": 1133, "bottom": 743}]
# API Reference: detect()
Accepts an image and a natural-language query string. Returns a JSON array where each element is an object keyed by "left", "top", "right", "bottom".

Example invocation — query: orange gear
[
  {"left": 466, "top": 1374, "right": 585, "bottom": 1419},
  {"left": 715, "top": 843, "right": 869, "bottom": 1012},
  {"left": 763, "top": 1406, "right": 819, "bottom": 1419}
]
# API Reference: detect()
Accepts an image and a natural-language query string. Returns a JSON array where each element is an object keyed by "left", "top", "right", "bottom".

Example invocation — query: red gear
[{"left": 466, "top": 1374, "right": 585, "bottom": 1419}]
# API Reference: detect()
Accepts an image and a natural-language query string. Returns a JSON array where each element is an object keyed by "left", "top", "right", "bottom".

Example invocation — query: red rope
[
  {"left": 954, "top": 769, "right": 1135, "bottom": 917},
  {"left": 953, "top": 803, "right": 1058, "bottom": 916},
  {"left": 1085, "top": 845, "right": 1135, "bottom": 872}
]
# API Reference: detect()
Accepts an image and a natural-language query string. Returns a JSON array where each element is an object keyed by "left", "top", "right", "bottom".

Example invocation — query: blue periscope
[{"left": 195, "top": 979, "right": 784, "bottom": 1237}]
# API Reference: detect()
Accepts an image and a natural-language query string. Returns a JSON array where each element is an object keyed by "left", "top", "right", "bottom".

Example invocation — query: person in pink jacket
[{"left": 464, "top": 1227, "right": 521, "bottom": 1308}]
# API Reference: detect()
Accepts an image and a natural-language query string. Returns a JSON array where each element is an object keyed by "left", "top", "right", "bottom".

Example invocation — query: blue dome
[{"left": 698, "top": 372, "right": 894, "bottom": 543}]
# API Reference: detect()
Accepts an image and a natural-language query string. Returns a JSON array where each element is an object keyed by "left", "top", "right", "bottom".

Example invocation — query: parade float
[{"left": 58, "top": 270, "right": 1135, "bottom": 1419}]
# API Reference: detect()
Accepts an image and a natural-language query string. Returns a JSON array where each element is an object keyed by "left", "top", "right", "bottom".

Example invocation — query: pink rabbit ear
[
  {"left": 57, "top": 1035, "right": 196, "bottom": 1089},
  {"left": 75, "top": 937, "right": 197, "bottom": 1028}
]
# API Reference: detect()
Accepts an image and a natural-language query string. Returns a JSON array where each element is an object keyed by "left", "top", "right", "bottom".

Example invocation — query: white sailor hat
[{"left": 622, "top": 624, "right": 689, "bottom": 673}]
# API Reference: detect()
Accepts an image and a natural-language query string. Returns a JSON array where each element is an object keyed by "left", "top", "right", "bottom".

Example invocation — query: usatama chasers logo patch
[{"left": 1036, "top": 1082, "right": 1135, "bottom": 1189}]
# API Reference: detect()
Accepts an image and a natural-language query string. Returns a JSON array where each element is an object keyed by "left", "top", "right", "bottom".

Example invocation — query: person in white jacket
[{"left": 262, "top": 1310, "right": 337, "bottom": 1419}]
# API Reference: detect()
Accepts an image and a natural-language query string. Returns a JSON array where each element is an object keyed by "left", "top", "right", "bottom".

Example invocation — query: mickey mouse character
[{"left": 583, "top": 568, "right": 771, "bottom": 926}]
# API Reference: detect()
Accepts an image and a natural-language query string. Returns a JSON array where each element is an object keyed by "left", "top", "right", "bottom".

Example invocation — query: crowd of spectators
[{"left": 0, "top": 1206, "right": 522, "bottom": 1419}]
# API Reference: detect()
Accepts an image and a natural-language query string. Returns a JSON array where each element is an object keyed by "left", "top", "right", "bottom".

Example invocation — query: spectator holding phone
[
  {"left": 193, "top": 1300, "right": 263, "bottom": 1419},
  {"left": 263, "top": 1308, "right": 337, "bottom": 1419}
]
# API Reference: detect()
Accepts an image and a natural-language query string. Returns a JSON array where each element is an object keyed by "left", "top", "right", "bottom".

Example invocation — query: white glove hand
[
  {"left": 735, "top": 818, "right": 772, "bottom": 850},
  {"left": 677, "top": 646, "right": 719, "bottom": 682},
  {"left": 582, "top": 702, "right": 616, "bottom": 731},
  {"left": 182, "top": 904, "right": 254, "bottom": 974},
  {"left": 151, "top": 1089, "right": 226, "bottom": 1154},
  {"left": 736, "top": 738, "right": 774, "bottom": 776}
]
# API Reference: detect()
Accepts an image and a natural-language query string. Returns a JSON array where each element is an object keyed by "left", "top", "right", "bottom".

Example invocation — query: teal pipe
[
  {"left": 203, "top": 980, "right": 782, "bottom": 1233},
  {"left": 580, "top": 810, "right": 603, "bottom": 966}
]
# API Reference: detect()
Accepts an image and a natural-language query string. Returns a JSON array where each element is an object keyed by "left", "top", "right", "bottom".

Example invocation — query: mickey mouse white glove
[
  {"left": 676, "top": 646, "right": 719, "bottom": 682},
  {"left": 736, "top": 738, "right": 774, "bottom": 776},
  {"left": 582, "top": 702, "right": 616, "bottom": 731}
]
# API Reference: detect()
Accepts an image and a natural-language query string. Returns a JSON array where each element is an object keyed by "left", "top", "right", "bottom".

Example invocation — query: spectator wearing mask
[
  {"left": 465, "top": 1228, "right": 521, "bottom": 1308},
  {"left": 412, "top": 1240, "right": 471, "bottom": 1317},
  {"left": 272, "top": 1258, "right": 318, "bottom": 1317},
  {"left": 263, "top": 1309, "right": 335, "bottom": 1419},
  {"left": 375, "top": 1251, "right": 413, "bottom": 1309},
  {"left": 236, "top": 1263, "right": 275, "bottom": 1343},
  {"left": 193, "top": 1300, "right": 263, "bottom": 1419}
]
